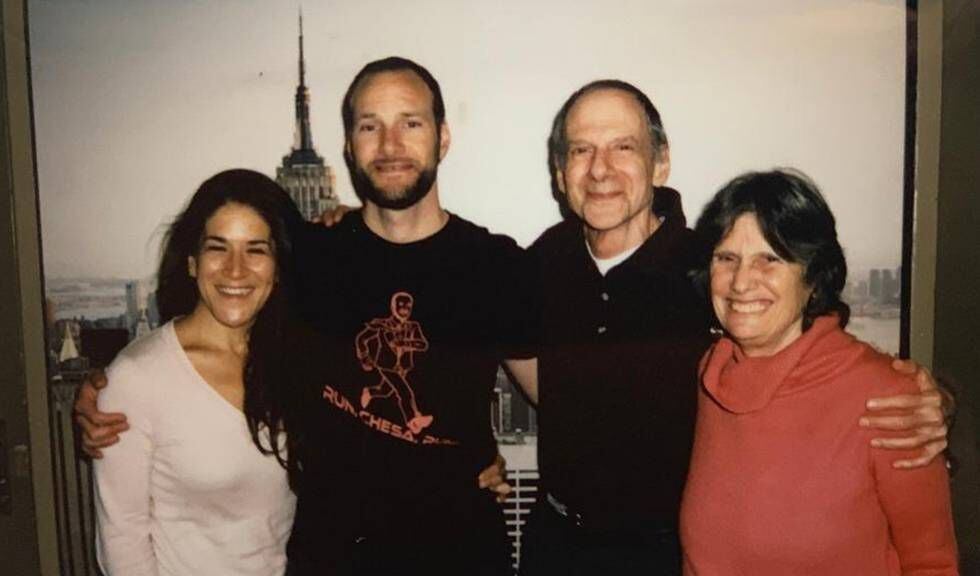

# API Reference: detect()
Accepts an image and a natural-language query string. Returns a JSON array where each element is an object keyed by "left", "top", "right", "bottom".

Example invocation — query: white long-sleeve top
[{"left": 94, "top": 322, "right": 296, "bottom": 576}]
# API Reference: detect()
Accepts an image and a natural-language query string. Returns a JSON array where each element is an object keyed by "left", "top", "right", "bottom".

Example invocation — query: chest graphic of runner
[{"left": 354, "top": 291, "right": 434, "bottom": 434}]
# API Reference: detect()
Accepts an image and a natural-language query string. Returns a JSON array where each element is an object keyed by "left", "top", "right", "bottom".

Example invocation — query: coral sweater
[{"left": 680, "top": 317, "right": 957, "bottom": 575}]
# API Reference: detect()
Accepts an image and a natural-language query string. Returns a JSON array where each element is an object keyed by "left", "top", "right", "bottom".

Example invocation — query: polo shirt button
[
  {"left": 601, "top": 292, "right": 609, "bottom": 301},
  {"left": 597, "top": 326, "right": 607, "bottom": 334}
]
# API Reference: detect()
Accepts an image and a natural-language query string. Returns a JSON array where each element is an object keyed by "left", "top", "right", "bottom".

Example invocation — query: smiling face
[
  {"left": 556, "top": 88, "right": 670, "bottom": 240},
  {"left": 188, "top": 202, "right": 276, "bottom": 333},
  {"left": 346, "top": 70, "right": 449, "bottom": 210},
  {"left": 710, "top": 213, "right": 812, "bottom": 357}
]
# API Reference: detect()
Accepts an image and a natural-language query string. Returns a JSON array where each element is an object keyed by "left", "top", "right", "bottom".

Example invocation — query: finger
[
  {"left": 860, "top": 413, "right": 942, "bottom": 431},
  {"left": 91, "top": 369, "right": 109, "bottom": 389},
  {"left": 87, "top": 411, "right": 129, "bottom": 427},
  {"left": 80, "top": 445, "right": 103, "bottom": 459},
  {"left": 83, "top": 433, "right": 121, "bottom": 451},
  {"left": 76, "top": 414, "right": 128, "bottom": 444},
  {"left": 891, "top": 440, "right": 948, "bottom": 469},
  {"left": 490, "top": 482, "right": 512, "bottom": 495},
  {"left": 73, "top": 386, "right": 98, "bottom": 415},
  {"left": 479, "top": 475, "right": 503, "bottom": 489},
  {"left": 491, "top": 482, "right": 513, "bottom": 502},
  {"left": 890, "top": 357, "right": 918, "bottom": 375},
  {"left": 915, "top": 365, "right": 938, "bottom": 392},
  {"left": 865, "top": 392, "right": 941, "bottom": 411},
  {"left": 870, "top": 425, "right": 948, "bottom": 449},
  {"left": 477, "top": 466, "right": 500, "bottom": 487}
]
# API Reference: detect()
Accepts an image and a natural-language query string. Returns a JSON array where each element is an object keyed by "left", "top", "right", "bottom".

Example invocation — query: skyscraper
[{"left": 276, "top": 11, "right": 338, "bottom": 221}]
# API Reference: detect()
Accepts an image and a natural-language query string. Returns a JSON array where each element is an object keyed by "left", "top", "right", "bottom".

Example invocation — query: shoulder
[
  {"left": 446, "top": 214, "right": 526, "bottom": 259},
  {"left": 652, "top": 219, "right": 705, "bottom": 274},
  {"left": 529, "top": 218, "right": 579, "bottom": 258},
  {"left": 828, "top": 334, "right": 918, "bottom": 398},
  {"left": 103, "top": 324, "right": 181, "bottom": 407},
  {"left": 108, "top": 324, "right": 174, "bottom": 374}
]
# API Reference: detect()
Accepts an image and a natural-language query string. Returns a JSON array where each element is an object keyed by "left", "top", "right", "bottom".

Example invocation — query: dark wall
[{"left": 932, "top": 0, "right": 980, "bottom": 568}]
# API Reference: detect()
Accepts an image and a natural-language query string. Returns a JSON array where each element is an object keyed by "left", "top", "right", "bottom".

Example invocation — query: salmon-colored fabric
[{"left": 680, "top": 316, "right": 958, "bottom": 575}]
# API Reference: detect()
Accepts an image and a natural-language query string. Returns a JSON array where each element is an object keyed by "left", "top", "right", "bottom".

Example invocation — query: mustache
[{"left": 371, "top": 157, "right": 418, "bottom": 168}]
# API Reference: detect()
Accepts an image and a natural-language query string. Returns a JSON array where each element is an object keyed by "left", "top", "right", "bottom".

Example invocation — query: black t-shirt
[
  {"left": 530, "top": 194, "right": 713, "bottom": 531},
  {"left": 286, "top": 211, "right": 534, "bottom": 571}
]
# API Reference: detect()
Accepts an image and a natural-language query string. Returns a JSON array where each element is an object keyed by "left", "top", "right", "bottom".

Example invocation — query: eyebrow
[
  {"left": 202, "top": 236, "right": 272, "bottom": 246},
  {"left": 355, "top": 111, "right": 428, "bottom": 121}
]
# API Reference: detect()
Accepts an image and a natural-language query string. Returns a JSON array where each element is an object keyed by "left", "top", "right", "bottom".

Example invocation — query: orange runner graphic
[{"left": 354, "top": 291, "right": 434, "bottom": 434}]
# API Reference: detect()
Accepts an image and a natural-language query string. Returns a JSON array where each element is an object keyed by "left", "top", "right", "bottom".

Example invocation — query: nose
[
  {"left": 381, "top": 126, "right": 401, "bottom": 156},
  {"left": 224, "top": 250, "right": 246, "bottom": 278},
  {"left": 589, "top": 148, "right": 609, "bottom": 180},
  {"left": 731, "top": 261, "right": 754, "bottom": 293}
]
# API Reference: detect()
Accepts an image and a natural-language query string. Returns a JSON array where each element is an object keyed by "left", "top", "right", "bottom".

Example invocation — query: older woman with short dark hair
[{"left": 680, "top": 170, "right": 958, "bottom": 575}]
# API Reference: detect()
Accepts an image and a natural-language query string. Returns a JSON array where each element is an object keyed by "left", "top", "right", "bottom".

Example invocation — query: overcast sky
[{"left": 30, "top": 0, "right": 906, "bottom": 279}]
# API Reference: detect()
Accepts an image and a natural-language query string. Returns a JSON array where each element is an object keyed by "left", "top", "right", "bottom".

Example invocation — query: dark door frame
[{"left": 1, "top": 0, "right": 60, "bottom": 573}]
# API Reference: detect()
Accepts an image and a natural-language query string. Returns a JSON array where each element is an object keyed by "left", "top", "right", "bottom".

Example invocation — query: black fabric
[
  {"left": 530, "top": 194, "right": 713, "bottom": 532},
  {"left": 519, "top": 500, "right": 682, "bottom": 576},
  {"left": 285, "top": 211, "right": 533, "bottom": 575}
]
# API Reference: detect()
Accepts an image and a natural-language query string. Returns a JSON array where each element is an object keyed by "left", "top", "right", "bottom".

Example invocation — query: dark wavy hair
[
  {"left": 691, "top": 169, "right": 850, "bottom": 331},
  {"left": 156, "top": 169, "right": 305, "bottom": 485}
]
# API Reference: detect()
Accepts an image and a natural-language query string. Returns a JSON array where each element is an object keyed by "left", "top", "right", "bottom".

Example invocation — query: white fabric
[
  {"left": 587, "top": 240, "right": 641, "bottom": 276},
  {"left": 586, "top": 216, "right": 666, "bottom": 275},
  {"left": 94, "top": 322, "right": 296, "bottom": 576}
]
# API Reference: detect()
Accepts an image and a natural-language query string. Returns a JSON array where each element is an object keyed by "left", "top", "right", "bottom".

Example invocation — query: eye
[
  {"left": 568, "top": 145, "right": 592, "bottom": 157},
  {"left": 356, "top": 121, "right": 377, "bottom": 133},
  {"left": 761, "top": 253, "right": 783, "bottom": 264},
  {"left": 202, "top": 243, "right": 226, "bottom": 253},
  {"left": 712, "top": 253, "right": 736, "bottom": 264},
  {"left": 613, "top": 142, "right": 636, "bottom": 152},
  {"left": 405, "top": 119, "right": 423, "bottom": 129},
  {"left": 247, "top": 245, "right": 272, "bottom": 256}
]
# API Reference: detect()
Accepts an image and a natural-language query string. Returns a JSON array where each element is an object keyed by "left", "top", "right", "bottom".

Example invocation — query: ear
[
  {"left": 651, "top": 145, "right": 671, "bottom": 187},
  {"left": 187, "top": 256, "right": 197, "bottom": 278},
  {"left": 554, "top": 158, "right": 567, "bottom": 195},
  {"left": 438, "top": 122, "right": 451, "bottom": 161}
]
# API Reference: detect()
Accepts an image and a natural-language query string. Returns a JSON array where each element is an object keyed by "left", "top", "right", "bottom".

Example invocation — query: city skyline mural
[{"left": 32, "top": 0, "right": 907, "bottom": 356}]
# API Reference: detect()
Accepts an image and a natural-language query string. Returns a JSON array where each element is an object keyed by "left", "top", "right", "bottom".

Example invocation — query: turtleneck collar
[{"left": 700, "top": 315, "right": 865, "bottom": 414}]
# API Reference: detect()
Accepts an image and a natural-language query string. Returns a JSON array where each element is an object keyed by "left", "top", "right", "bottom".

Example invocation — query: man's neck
[
  {"left": 584, "top": 210, "right": 661, "bottom": 259},
  {"left": 362, "top": 186, "right": 448, "bottom": 244}
]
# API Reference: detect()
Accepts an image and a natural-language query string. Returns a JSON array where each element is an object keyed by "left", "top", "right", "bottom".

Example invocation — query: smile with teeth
[
  {"left": 728, "top": 300, "right": 769, "bottom": 313},
  {"left": 216, "top": 286, "right": 254, "bottom": 297}
]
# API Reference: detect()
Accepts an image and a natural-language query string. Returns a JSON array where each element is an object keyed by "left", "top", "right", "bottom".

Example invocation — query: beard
[{"left": 349, "top": 154, "right": 439, "bottom": 211}]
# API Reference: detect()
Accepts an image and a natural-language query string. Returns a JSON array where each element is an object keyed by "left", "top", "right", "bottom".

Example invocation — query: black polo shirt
[{"left": 530, "top": 191, "right": 713, "bottom": 531}]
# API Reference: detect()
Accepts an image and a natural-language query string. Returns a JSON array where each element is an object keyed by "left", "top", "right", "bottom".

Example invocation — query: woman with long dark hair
[{"left": 94, "top": 169, "right": 303, "bottom": 575}]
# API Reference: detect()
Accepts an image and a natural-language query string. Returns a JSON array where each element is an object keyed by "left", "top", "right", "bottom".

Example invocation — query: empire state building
[{"left": 276, "top": 13, "right": 338, "bottom": 221}]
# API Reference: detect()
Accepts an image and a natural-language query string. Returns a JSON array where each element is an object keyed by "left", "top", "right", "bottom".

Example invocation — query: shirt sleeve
[
  {"left": 93, "top": 356, "right": 159, "bottom": 576},
  {"left": 496, "top": 240, "right": 540, "bottom": 361},
  {"left": 870, "top": 378, "right": 958, "bottom": 575}
]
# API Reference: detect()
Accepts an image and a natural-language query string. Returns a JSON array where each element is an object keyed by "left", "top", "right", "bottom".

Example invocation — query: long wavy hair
[{"left": 157, "top": 169, "right": 305, "bottom": 486}]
